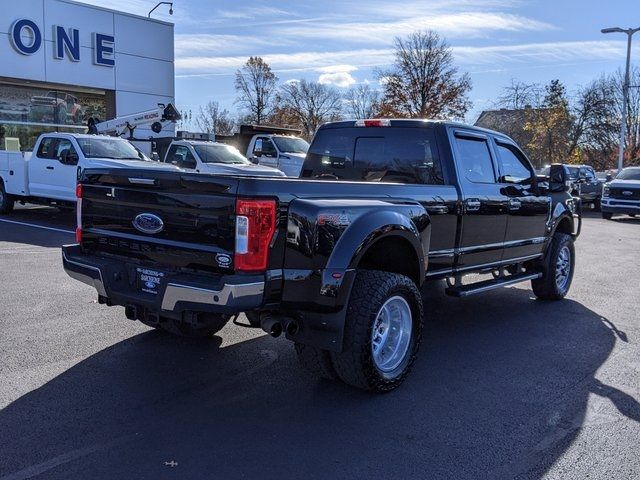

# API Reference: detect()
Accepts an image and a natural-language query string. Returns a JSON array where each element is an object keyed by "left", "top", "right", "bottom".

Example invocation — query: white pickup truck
[
  {"left": 216, "top": 125, "right": 310, "bottom": 177},
  {"left": 162, "top": 140, "right": 286, "bottom": 177},
  {"left": 245, "top": 134, "right": 309, "bottom": 177},
  {"left": 0, "top": 133, "right": 179, "bottom": 213}
]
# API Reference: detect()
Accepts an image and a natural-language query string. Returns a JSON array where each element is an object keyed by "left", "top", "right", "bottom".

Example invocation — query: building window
[{"left": 0, "top": 81, "right": 108, "bottom": 150}]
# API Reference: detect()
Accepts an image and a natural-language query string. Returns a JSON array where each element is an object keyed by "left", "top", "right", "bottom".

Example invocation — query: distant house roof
[{"left": 474, "top": 108, "right": 537, "bottom": 130}]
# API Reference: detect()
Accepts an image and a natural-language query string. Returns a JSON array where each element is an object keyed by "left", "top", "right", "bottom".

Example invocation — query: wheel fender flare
[
  {"left": 325, "top": 209, "right": 430, "bottom": 281},
  {"left": 550, "top": 202, "right": 578, "bottom": 237}
]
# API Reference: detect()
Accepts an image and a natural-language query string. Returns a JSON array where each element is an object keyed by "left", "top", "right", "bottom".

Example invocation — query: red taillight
[
  {"left": 235, "top": 198, "right": 276, "bottom": 272},
  {"left": 76, "top": 184, "right": 83, "bottom": 243},
  {"left": 356, "top": 119, "right": 390, "bottom": 127}
]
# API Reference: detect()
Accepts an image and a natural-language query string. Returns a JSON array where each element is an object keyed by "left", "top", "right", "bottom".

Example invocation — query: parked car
[
  {"left": 62, "top": 119, "right": 580, "bottom": 392},
  {"left": 162, "top": 140, "right": 286, "bottom": 177},
  {"left": 601, "top": 166, "right": 640, "bottom": 219},
  {"left": 28, "top": 91, "right": 84, "bottom": 125},
  {"left": 0, "top": 133, "right": 179, "bottom": 213},
  {"left": 540, "top": 164, "right": 603, "bottom": 210}
]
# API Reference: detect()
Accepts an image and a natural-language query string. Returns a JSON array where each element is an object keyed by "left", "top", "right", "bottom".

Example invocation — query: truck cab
[
  {"left": 162, "top": 140, "right": 286, "bottom": 177},
  {"left": 216, "top": 125, "right": 310, "bottom": 177},
  {"left": 246, "top": 134, "right": 309, "bottom": 177}
]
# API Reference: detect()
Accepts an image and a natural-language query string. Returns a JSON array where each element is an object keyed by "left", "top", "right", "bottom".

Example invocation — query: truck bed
[{"left": 0, "top": 151, "right": 32, "bottom": 197}]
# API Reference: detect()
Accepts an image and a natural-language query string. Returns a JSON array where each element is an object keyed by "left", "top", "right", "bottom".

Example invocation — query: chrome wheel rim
[
  {"left": 555, "top": 246, "right": 571, "bottom": 290},
  {"left": 371, "top": 295, "right": 413, "bottom": 373}
]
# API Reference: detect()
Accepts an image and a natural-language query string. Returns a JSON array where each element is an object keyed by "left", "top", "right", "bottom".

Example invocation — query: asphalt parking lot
[{"left": 0, "top": 205, "right": 638, "bottom": 480}]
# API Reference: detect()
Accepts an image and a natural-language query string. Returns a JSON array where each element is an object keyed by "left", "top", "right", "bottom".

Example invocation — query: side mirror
[
  {"left": 606, "top": 173, "right": 613, "bottom": 182},
  {"left": 254, "top": 139, "right": 263, "bottom": 157},
  {"left": 548, "top": 163, "right": 568, "bottom": 193}
]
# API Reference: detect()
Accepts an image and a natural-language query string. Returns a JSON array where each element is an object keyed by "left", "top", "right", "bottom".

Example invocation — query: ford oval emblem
[
  {"left": 622, "top": 190, "right": 633, "bottom": 196},
  {"left": 132, "top": 213, "right": 164, "bottom": 234}
]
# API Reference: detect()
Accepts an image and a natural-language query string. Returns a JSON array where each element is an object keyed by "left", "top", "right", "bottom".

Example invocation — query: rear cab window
[
  {"left": 303, "top": 126, "right": 444, "bottom": 185},
  {"left": 453, "top": 134, "right": 496, "bottom": 184}
]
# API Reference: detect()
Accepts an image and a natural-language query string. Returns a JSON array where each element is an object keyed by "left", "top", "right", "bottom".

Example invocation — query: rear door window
[
  {"left": 454, "top": 136, "right": 496, "bottom": 184},
  {"left": 304, "top": 127, "right": 443, "bottom": 184}
]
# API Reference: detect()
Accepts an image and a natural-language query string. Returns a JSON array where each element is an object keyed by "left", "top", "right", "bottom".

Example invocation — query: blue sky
[{"left": 81, "top": 0, "right": 638, "bottom": 122}]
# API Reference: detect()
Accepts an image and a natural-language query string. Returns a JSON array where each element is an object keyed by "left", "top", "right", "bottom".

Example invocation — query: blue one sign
[{"left": 9, "top": 19, "right": 115, "bottom": 67}]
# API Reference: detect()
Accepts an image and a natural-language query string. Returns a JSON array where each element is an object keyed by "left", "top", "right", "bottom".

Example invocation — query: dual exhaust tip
[{"left": 260, "top": 315, "right": 299, "bottom": 338}]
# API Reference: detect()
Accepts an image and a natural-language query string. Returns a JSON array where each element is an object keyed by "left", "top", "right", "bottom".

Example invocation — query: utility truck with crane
[{"left": 0, "top": 104, "right": 181, "bottom": 213}]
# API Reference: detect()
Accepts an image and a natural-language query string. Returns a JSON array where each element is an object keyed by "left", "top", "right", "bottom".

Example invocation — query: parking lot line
[{"left": 0, "top": 218, "right": 74, "bottom": 235}]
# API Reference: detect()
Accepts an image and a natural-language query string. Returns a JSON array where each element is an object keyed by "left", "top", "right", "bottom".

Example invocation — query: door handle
[
  {"left": 508, "top": 199, "right": 522, "bottom": 210},
  {"left": 465, "top": 199, "right": 481, "bottom": 212},
  {"left": 46, "top": 166, "right": 54, "bottom": 170}
]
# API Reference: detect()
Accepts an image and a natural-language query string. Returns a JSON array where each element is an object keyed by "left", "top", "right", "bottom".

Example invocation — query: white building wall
[{"left": 0, "top": 0, "right": 175, "bottom": 137}]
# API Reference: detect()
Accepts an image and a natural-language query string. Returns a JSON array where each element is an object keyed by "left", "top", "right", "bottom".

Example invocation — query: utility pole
[{"left": 601, "top": 26, "right": 640, "bottom": 172}]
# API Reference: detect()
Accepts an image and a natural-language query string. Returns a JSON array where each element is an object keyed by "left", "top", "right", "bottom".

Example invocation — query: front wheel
[
  {"left": 532, "top": 233, "right": 575, "bottom": 300},
  {"left": 330, "top": 270, "right": 423, "bottom": 392},
  {"left": 593, "top": 198, "right": 601, "bottom": 212},
  {"left": 0, "top": 182, "right": 15, "bottom": 214}
]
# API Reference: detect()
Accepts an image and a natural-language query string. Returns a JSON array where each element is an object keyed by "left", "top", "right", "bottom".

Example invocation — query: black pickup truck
[{"left": 62, "top": 119, "right": 580, "bottom": 392}]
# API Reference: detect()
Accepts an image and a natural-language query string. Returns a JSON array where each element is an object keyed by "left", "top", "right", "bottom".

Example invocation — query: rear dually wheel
[{"left": 329, "top": 270, "right": 423, "bottom": 393}]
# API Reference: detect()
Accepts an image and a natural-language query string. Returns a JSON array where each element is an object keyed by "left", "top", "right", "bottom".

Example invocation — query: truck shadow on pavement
[{"left": 0, "top": 285, "right": 637, "bottom": 480}]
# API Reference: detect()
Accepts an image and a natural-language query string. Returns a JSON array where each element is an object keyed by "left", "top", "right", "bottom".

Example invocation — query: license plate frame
[{"left": 137, "top": 267, "right": 165, "bottom": 295}]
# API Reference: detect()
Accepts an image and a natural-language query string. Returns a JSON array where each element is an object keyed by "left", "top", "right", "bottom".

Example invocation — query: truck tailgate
[{"left": 80, "top": 169, "right": 239, "bottom": 273}]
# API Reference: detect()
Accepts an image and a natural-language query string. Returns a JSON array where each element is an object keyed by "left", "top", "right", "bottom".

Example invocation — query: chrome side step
[{"left": 445, "top": 272, "right": 542, "bottom": 298}]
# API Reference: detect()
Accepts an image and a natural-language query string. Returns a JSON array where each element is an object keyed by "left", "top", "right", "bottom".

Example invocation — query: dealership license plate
[{"left": 137, "top": 268, "right": 164, "bottom": 295}]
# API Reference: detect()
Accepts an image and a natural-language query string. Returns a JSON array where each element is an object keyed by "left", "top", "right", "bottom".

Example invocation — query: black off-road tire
[
  {"left": 532, "top": 233, "right": 575, "bottom": 301},
  {"left": 593, "top": 198, "right": 601, "bottom": 212},
  {"left": 602, "top": 212, "right": 613, "bottom": 220},
  {"left": 294, "top": 343, "right": 339, "bottom": 381},
  {"left": 329, "top": 270, "right": 423, "bottom": 393},
  {"left": 159, "top": 315, "right": 229, "bottom": 338},
  {"left": 0, "top": 181, "right": 15, "bottom": 214}
]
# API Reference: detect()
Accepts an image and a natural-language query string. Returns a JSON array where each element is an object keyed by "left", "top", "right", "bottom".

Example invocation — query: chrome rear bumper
[{"left": 61, "top": 244, "right": 265, "bottom": 315}]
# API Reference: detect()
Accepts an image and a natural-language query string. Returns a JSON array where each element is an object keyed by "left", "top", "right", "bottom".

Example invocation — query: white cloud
[
  {"left": 175, "top": 39, "right": 635, "bottom": 79},
  {"left": 176, "top": 49, "right": 394, "bottom": 76},
  {"left": 453, "top": 40, "right": 632, "bottom": 66},
  {"left": 175, "top": 34, "right": 293, "bottom": 56},
  {"left": 316, "top": 64, "right": 358, "bottom": 74},
  {"left": 318, "top": 72, "right": 357, "bottom": 88},
  {"left": 278, "top": 12, "right": 554, "bottom": 45}
]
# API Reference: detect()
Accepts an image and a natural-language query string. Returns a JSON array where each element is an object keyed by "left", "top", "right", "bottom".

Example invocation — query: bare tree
[
  {"left": 235, "top": 56, "right": 278, "bottom": 125},
  {"left": 195, "top": 101, "right": 235, "bottom": 135},
  {"left": 344, "top": 84, "right": 380, "bottom": 119},
  {"left": 377, "top": 30, "right": 472, "bottom": 120},
  {"left": 277, "top": 80, "right": 342, "bottom": 139},
  {"left": 496, "top": 79, "right": 538, "bottom": 109}
]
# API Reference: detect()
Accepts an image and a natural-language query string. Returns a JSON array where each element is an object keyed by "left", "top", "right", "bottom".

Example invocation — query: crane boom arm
[{"left": 87, "top": 103, "right": 181, "bottom": 137}]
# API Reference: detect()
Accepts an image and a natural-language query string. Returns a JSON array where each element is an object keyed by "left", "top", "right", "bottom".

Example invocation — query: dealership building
[{"left": 0, "top": 0, "right": 175, "bottom": 150}]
